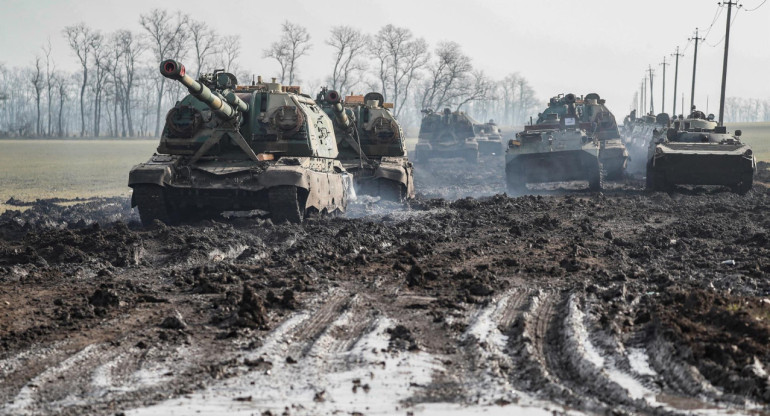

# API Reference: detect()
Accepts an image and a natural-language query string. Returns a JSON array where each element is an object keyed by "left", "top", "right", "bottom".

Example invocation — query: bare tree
[
  {"left": 90, "top": 33, "right": 108, "bottom": 137},
  {"left": 219, "top": 34, "right": 241, "bottom": 73},
  {"left": 140, "top": 9, "right": 188, "bottom": 137},
  {"left": 455, "top": 70, "right": 494, "bottom": 111},
  {"left": 263, "top": 21, "right": 311, "bottom": 85},
  {"left": 56, "top": 74, "right": 69, "bottom": 136},
  {"left": 189, "top": 20, "right": 219, "bottom": 77},
  {"left": 30, "top": 56, "right": 44, "bottom": 136},
  {"left": 371, "top": 25, "right": 428, "bottom": 118},
  {"left": 116, "top": 30, "right": 143, "bottom": 137},
  {"left": 63, "top": 23, "right": 99, "bottom": 136},
  {"left": 326, "top": 26, "right": 368, "bottom": 94},
  {"left": 42, "top": 40, "right": 56, "bottom": 136},
  {"left": 420, "top": 41, "right": 473, "bottom": 111}
]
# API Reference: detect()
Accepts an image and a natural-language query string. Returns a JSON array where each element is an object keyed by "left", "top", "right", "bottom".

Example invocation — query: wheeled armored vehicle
[
  {"left": 316, "top": 89, "right": 414, "bottom": 201},
  {"left": 646, "top": 108, "right": 755, "bottom": 194},
  {"left": 128, "top": 60, "right": 353, "bottom": 225}
]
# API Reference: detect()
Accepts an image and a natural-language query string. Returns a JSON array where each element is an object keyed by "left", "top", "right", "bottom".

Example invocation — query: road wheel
[
  {"left": 587, "top": 158, "right": 604, "bottom": 192},
  {"left": 132, "top": 185, "right": 174, "bottom": 227},
  {"left": 268, "top": 186, "right": 305, "bottom": 224}
]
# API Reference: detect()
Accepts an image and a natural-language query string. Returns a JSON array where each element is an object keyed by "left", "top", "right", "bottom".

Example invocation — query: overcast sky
[{"left": 1, "top": 0, "right": 768, "bottom": 117}]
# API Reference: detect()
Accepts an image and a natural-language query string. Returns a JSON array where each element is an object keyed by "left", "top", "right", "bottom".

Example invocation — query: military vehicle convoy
[
  {"left": 505, "top": 93, "right": 625, "bottom": 193},
  {"left": 128, "top": 60, "right": 353, "bottom": 225},
  {"left": 646, "top": 107, "right": 755, "bottom": 194},
  {"left": 415, "top": 108, "right": 504, "bottom": 164},
  {"left": 316, "top": 89, "right": 414, "bottom": 201}
]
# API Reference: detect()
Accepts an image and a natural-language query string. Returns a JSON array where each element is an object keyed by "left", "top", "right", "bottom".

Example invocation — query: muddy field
[{"left": 2, "top": 157, "right": 770, "bottom": 415}]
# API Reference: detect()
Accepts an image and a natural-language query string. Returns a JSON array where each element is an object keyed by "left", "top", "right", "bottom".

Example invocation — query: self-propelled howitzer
[
  {"left": 316, "top": 89, "right": 414, "bottom": 201},
  {"left": 128, "top": 60, "right": 353, "bottom": 224}
]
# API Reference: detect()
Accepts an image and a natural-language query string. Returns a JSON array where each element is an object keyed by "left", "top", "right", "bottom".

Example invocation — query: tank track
[
  {"left": 587, "top": 158, "right": 604, "bottom": 192},
  {"left": 268, "top": 186, "right": 305, "bottom": 224},
  {"left": 377, "top": 179, "right": 404, "bottom": 202},
  {"left": 132, "top": 185, "right": 173, "bottom": 226}
]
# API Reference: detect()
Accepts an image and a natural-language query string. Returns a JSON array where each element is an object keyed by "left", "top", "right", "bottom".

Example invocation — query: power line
[
  {"left": 743, "top": 0, "right": 766, "bottom": 11},
  {"left": 702, "top": 5, "right": 724, "bottom": 40},
  {"left": 706, "top": 7, "right": 740, "bottom": 47}
]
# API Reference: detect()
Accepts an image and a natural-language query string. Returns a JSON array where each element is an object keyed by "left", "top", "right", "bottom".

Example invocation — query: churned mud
[{"left": 2, "top": 157, "right": 770, "bottom": 415}]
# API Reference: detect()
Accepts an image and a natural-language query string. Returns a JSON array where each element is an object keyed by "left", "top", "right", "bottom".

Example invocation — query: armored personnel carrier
[
  {"left": 505, "top": 93, "right": 603, "bottom": 193},
  {"left": 128, "top": 60, "right": 353, "bottom": 225},
  {"left": 316, "top": 89, "right": 414, "bottom": 201},
  {"left": 415, "top": 108, "right": 503, "bottom": 163},
  {"left": 646, "top": 107, "right": 755, "bottom": 194}
]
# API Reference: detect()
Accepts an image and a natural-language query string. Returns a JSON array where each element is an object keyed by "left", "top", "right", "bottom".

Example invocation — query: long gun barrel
[
  {"left": 325, "top": 90, "right": 354, "bottom": 130},
  {"left": 159, "top": 59, "right": 248, "bottom": 120}
]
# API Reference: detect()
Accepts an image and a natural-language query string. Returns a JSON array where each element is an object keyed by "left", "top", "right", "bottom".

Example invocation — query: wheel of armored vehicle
[
  {"left": 268, "top": 186, "right": 307, "bottom": 224},
  {"left": 132, "top": 185, "right": 174, "bottom": 226},
  {"left": 587, "top": 159, "right": 604, "bottom": 192},
  {"left": 377, "top": 179, "right": 404, "bottom": 202}
]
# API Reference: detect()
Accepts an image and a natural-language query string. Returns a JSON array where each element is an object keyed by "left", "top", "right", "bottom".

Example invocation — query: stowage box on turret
[
  {"left": 316, "top": 89, "right": 414, "bottom": 201},
  {"left": 128, "top": 60, "right": 353, "bottom": 224}
]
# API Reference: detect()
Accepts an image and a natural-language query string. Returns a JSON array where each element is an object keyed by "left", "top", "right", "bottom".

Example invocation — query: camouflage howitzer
[
  {"left": 505, "top": 93, "right": 603, "bottom": 193},
  {"left": 316, "top": 89, "right": 414, "bottom": 201},
  {"left": 128, "top": 60, "right": 353, "bottom": 225},
  {"left": 415, "top": 108, "right": 480, "bottom": 164},
  {"left": 646, "top": 107, "right": 755, "bottom": 194}
]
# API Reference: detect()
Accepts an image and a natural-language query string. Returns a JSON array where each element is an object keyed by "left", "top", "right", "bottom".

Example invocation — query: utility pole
[
  {"left": 718, "top": 1, "right": 740, "bottom": 126},
  {"left": 671, "top": 47, "right": 684, "bottom": 116},
  {"left": 689, "top": 28, "right": 703, "bottom": 111},
  {"left": 642, "top": 75, "right": 647, "bottom": 115},
  {"left": 648, "top": 66, "right": 655, "bottom": 114},
  {"left": 659, "top": 57, "right": 669, "bottom": 114}
]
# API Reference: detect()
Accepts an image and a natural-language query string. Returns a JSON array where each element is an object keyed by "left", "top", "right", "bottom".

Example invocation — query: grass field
[
  {"left": 0, "top": 124, "right": 767, "bottom": 214},
  {"left": 0, "top": 139, "right": 157, "bottom": 213},
  {"left": 726, "top": 122, "right": 770, "bottom": 161}
]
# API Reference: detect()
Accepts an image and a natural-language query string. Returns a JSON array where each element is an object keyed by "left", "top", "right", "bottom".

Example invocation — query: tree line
[{"left": 0, "top": 9, "right": 544, "bottom": 138}]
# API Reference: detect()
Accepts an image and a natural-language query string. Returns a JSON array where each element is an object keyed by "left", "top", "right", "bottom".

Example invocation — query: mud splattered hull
[
  {"left": 652, "top": 144, "right": 755, "bottom": 186},
  {"left": 600, "top": 141, "right": 629, "bottom": 178},
  {"left": 342, "top": 156, "right": 414, "bottom": 200},
  {"left": 128, "top": 155, "right": 351, "bottom": 222},
  {"left": 477, "top": 136, "right": 504, "bottom": 155},
  {"left": 506, "top": 150, "right": 599, "bottom": 184}
]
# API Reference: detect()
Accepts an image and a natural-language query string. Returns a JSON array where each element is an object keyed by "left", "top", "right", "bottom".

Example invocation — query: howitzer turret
[
  {"left": 159, "top": 59, "right": 248, "bottom": 120},
  {"left": 317, "top": 88, "right": 414, "bottom": 201},
  {"left": 128, "top": 59, "right": 353, "bottom": 225}
]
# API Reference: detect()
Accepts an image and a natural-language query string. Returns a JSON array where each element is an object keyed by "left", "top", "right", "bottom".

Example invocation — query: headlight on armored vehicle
[{"left": 745, "top": 149, "right": 753, "bottom": 157}]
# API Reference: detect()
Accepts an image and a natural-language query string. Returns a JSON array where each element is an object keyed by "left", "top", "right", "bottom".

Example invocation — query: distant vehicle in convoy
[
  {"left": 316, "top": 88, "right": 414, "bottom": 201},
  {"left": 128, "top": 60, "right": 353, "bottom": 225},
  {"left": 621, "top": 110, "right": 669, "bottom": 173},
  {"left": 646, "top": 107, "right": 755, "bottom": 194},
  {"left": 505, "top": 93, "right": 624, "bottom": 193},
  {"left": 415, "top": 108, "right": 504, "bottom": 164}
]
